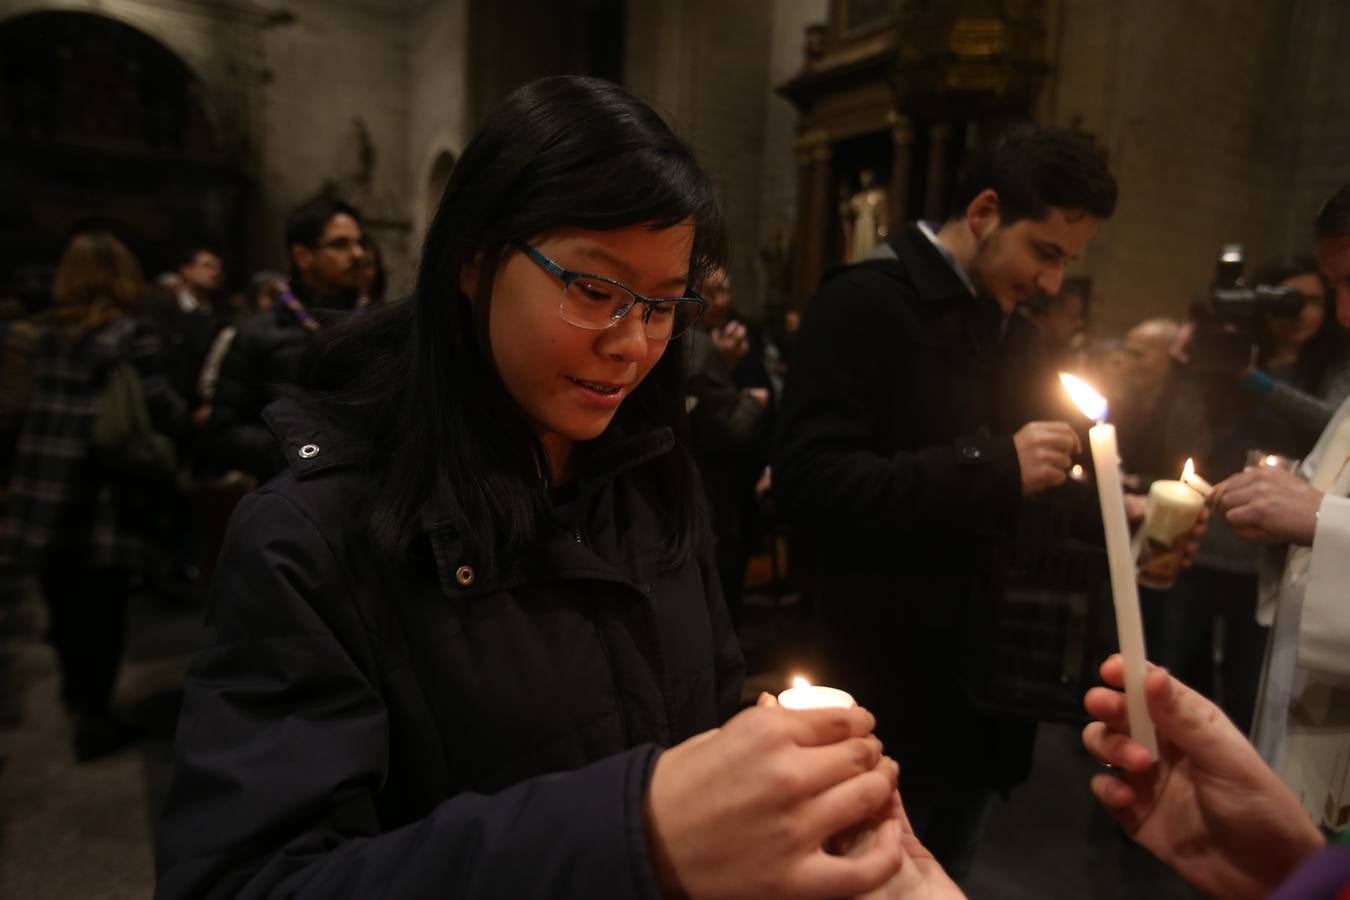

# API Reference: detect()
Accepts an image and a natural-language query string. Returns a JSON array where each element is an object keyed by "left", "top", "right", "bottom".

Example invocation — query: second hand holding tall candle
[{"left": 1060, "top": 373, "right": 1159, "bottom": 760}]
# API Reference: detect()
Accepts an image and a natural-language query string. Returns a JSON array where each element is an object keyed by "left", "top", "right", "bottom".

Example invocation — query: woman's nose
[{"left": 598, "top": 307, "right": 651, "bottom": 361}]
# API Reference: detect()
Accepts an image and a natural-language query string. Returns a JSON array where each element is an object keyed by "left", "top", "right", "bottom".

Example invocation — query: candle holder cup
[{"left": 1245, "top": 449, "right": 1297, "bottom": 472}]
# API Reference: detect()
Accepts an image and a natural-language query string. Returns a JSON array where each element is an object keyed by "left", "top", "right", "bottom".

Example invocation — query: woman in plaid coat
[{"left": 5, "top": 231, "right": 186, "bottom": 760}]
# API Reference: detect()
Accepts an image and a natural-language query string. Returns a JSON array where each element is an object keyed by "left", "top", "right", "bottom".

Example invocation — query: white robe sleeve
[{"left": 1299, "top": 493, "right": 1350, "bottom": 675}]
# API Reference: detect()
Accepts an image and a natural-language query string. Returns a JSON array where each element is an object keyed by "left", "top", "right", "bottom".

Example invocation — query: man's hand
[
  {"left": 1082, "top": 656, "right": 1323, "bottom": 900},
  {"left": 744, "top": 386, "right": 770, "bottom": 408},
  {"left": 1212, "top": 466, "right": 1322, "bottom": 546},
  {"left": 712, "top": 320, "right": 750, "bottom": 368},
  {"left": 1013, "top": 421, "right": 1082, "bottom": 496}
]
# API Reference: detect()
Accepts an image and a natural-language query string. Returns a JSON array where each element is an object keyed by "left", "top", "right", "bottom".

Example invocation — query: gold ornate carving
[
  {"left": 889, "top": 112, "right": 915, "bottom": 145},
  {"left": 793, "top": 128, "right": 832, "bottom": 164},
  {"left": 948, "top": 18, "right": 1006, "bottom": 58}
]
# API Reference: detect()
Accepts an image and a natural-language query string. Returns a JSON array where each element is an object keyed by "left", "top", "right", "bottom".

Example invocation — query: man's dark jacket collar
[{"left": 887, "top": 223, "right": 978, "bottom": 305}]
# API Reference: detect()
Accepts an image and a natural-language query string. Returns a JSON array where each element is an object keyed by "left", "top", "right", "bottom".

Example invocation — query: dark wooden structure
[
  {"left": 0, "top": 11, "right": 251, "bottom": 285},
  {"left": 776, "top": 0, "right": 1052, "bottom": 308}
]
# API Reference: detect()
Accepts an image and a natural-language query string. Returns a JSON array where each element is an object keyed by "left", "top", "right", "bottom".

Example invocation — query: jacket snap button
[
  {"left": 299, "top": 444, "right": 320, "bottom": 459},
  {"left": 455, "top": 565, "right": 475, "bottom": 586}
]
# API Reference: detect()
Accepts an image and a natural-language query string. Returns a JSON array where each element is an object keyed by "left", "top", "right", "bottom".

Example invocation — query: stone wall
[
  {"left": 407, "top": 0, "right": 469, "bottom": 265},
  {"left": 6, "top": 0, "right": 1345, "bottom": 323},
  {"left": 0, "top": 0, "right": 428, "bottom": 293},
  {"left": 257, "top": 0, "right": 414, "bottom": 292},
  {"left": 627, "top": 0, "right": 823, "bottom": 315},
  {"left": 1040, "top": 0, "right": 1350, "bottom": 336}
]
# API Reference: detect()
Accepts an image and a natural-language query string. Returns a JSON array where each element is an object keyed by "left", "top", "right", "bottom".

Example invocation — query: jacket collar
[
  {"left": 262, "top": 396, "right": 365, "bottom": 478},
  {"left": 417, "top": 422, "right": 676, "bottom": 536},
  {"left": 261, "top": 396, "right": 677, "bottom": 598},
  {"left": 888, "top": 223, "right": 979, "bottom": 305},
  {"left": 419, "top": 422, "right": 676, "bottom": 600}
]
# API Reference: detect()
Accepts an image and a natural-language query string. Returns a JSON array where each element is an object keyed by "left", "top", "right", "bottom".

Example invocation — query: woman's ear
[{"left": 965, "top": 188, "right": 1001, "bottom": 240}]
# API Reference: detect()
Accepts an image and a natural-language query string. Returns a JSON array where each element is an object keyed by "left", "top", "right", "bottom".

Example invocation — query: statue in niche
[{"left": 840, "top": 169, "right": 889, "bottom": 263}]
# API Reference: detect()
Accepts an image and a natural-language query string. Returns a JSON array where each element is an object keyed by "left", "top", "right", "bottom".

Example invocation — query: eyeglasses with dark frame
[
  {"left": 513, "top": 241, "right": 708, "bottom": 341},
  {"left": 315, "top": 237, "right": 368, "bottom": 254}
]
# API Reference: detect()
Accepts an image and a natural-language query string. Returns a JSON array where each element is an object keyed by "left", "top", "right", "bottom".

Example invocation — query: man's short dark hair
[
  {"left": 175, "top": 243, "right": 219, "bottom": 268},
  {"left": 285, "top": 198, "right": 362, "bottom": 250},
  {"left": 1314, "top": 184, "right": 1350, "bottom": 241},
  {"left": 947, "top": 125, "right": 1117, "bottom": 225}
]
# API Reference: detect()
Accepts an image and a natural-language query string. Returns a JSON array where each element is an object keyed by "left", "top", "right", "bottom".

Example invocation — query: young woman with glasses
[{"left": 155, "top": 77, "right": 913, "bottom": 899}]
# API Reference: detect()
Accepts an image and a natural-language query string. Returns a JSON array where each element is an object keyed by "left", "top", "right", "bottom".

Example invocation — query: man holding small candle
[
  {"left": 773, "top": 125, "right": 1117, "bottom": 878},
  {"left": 1212, "top": 183, "right": 1350, "bottom": 839}
]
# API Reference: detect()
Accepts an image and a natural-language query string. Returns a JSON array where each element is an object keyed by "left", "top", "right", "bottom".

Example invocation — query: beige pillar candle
[{"left": 1131, "top": 477, "right": 1206, "bottom": 590}]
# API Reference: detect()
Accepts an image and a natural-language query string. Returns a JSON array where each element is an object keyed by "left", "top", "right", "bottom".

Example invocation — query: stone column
[
  {"left": 791, "top": 128, "right": 832, "bottom": 309},
  {"left": 923, "top": 122, "right": 952, "bottom": 223},
  {"left": 888, "top": 112, "right": 915, "bottom": 232}
]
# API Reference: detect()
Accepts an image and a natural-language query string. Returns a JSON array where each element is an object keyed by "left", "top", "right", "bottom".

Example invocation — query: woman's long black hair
[{"left": 304, "top": 76, "right": 727, "bottom": 576}]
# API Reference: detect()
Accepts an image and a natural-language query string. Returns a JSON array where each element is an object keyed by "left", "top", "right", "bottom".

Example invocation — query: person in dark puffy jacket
[
  {"left": 154, "top": 77, "right": 927, "bottom": 900},
  {"left": 205, "top": 198, "right": 368, "bottom": 480}
]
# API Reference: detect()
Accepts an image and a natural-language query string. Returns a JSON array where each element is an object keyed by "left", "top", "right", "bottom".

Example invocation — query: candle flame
[
  {"left": 1265, "top": 454, "right": 1279, "bottom": 467},
  {"left": 1060, "top": 373, "right": 1107, "bottom": 421},
  {"left": 1183, "top": 457, "right": 1195, "bottom": 479},
  {"left": 792, "top": 676, "right": 811, "bottom": 689}
]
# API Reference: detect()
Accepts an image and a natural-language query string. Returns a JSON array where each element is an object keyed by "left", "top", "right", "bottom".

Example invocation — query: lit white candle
[
  {"left": 777, "top": 676, "right": 856, "bottom": 710},
  {"left": 1180, "top": 457, "right": 1214, "bottom": 499},
  {"left": 1060, "top": 373, "right": 1158, "bottom": 760}
]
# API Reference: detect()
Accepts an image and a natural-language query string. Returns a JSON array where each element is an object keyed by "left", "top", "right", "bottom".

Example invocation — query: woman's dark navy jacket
[{"left": 155, "top": 397, "right": 746, "bottom": 899}]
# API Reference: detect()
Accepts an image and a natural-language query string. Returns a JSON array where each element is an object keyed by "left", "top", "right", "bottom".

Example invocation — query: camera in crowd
[{"left": 1185, "top": 243, "right": 1307, "bottom": 373}]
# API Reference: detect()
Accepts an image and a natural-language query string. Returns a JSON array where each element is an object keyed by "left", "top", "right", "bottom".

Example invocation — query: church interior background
[
  {"left": 2, "top": 0, "right": 1349, "bottom": 896},
  {"left": 5, "top": 0, "right": 1348, "bottom": 334}
]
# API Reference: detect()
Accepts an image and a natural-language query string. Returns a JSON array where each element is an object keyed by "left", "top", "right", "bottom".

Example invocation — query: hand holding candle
[
  {"left": 1132, "top": 458, "right": 1210, "bottom": 590},
  {"left": 1060, "top": 373, "right": 1158, "bottom": 760},
  {"left": 1012, "top": 421, "right": 1082, "bottom": 495},
  {"left": 645, "top": 689, "right": 899, "bottom": 896}
]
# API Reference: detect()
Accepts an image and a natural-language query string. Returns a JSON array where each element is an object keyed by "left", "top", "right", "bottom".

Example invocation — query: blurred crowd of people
[{"left": 0, "top": 197, "right": 386, "bottom": 759}]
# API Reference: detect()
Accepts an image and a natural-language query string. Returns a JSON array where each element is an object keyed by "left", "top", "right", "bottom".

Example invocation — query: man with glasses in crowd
[
  {"left": 773, "top": 125, "right": 1117, "bottom": 882},
  {"left": 207, "top": 198, "right": 368, "bottom": 480}
]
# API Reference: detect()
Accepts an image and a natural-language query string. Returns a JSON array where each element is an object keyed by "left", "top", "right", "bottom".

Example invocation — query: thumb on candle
[{"left": 1139, "top": 666, "right": 1228, "bottom": 759}]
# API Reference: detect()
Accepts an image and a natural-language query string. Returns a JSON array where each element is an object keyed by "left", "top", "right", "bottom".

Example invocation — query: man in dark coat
[
  {"left": 151, "top": 244, "right": 226, "bottom": 413},
  {"left": 772, "top": 125, "right": 1117, "bottom": 879},
  {"left": 207, "top": 198, "right": 368, "bottom": 480}
]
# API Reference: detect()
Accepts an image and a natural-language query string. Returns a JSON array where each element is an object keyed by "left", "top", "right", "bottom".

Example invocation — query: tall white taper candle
[{"left": 1060, "top": 374, "right": 1158, "bottom": 760}]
